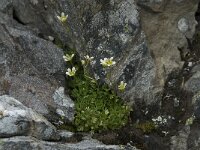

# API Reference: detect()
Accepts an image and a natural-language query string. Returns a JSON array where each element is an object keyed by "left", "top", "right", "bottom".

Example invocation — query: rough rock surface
[
  {"left": 0, "top": 0, "right": 200, "bottom": 149},
  {"left": 0, "top": 95, "right": 59, "bottom": 141},
  {"left": 0, "top": 0, "right": 198, "bottom": 107},
  {"left": 65, "top": 0, "right": 156, "bottom": 104},
  {"left": 0, "top": 0, "right": 72, "bottom": 122},
  {"left": 184, "top": 63, "right": 200, "bottom": 119},
  {"left": 53, "top": 87, "right": 75, "bottom": 122},
  {"left": 0, "top": 95, "right": 124, "bottom": 150},
  {"left": 138, "top": 0, "right": 199, "bottom": 101},
  {"left": 0, "top": 136, "right": 121, "bottom": 150}
]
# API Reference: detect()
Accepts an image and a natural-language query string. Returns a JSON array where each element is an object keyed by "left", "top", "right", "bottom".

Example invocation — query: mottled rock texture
[
  {"left": 0, "top": 0, "right": 200, "bottom": 149},
  {"left": 138, "top": 0, "right": 199, "bottom": 102},
  {"left": 0, "top": 0, "right": 69, "bottom": 122},
  {"left": 0, "top": 136, "right": 121, "bottom": 150},
  {"left": 0, "top": 0, "right": 199, "bottom": 108},
  {"left": 0, "top": 95, "right": 59, "bottom": 141}
]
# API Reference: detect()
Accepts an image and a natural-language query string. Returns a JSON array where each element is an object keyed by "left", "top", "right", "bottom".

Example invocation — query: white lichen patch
[
  {"left": 119, "top": 33, "right": 129, "bottom": 44},
  {"left": 178, "top": 18, "right": 189, "bottom": 33},
  {"left": 152, "top": 116, "right": 168, "bottom": 127}
]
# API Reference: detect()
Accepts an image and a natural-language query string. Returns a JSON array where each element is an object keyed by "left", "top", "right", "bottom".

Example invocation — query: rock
[
  {"left": 0, "top": 0, "right": 198, "bottom": 107},
  {"left": 187, "top": 125, "right": 200, "bottom": 150},
  {"left": 185, "top": 64, "right": 200, "bottom": 95},
  {"left": 0, "top": 95, "right": 59, "bottom": 141},
  {"left": 138, "top": 0, "right": 198, "bottom": 102},
  {"left": 170, "top": 126, "right": 190, "bottom": 150},
  {"left": 2, "top": 0, "right": 156, "bottom": 104},
  {"left": 184, "top": 63, "right": 200, "bottom": 119},
  {"left": 0, "top": 136, "right": 121, "bottom": 150},
  {"left": 64, "top": 0, "right": 156, "bottom": 104},
  {"left": 137, "top": 0, "right": 168, "bottom": 12},
  {"left": 0, "top": 5, "right": 70, "bottom": 122},
  {"left": 58, "top": 130, "right": 74, "bottom": 142},
  {"left": 53, "top": 87, "right": 75, "bottom": 122},
  {"left": 170, "top": 125, "right": 200, "bottom": 150}
]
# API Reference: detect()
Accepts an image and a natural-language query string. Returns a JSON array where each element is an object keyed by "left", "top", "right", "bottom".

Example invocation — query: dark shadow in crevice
[
  {"left": 190, "top": 1, "right": 200, "bottom": 62},
  {"left": 12, "top": 9, "right": 26, "bottom": 25}
]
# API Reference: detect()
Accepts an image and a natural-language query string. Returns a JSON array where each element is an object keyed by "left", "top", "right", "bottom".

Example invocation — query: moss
[
  {"left": 134, "top": 121, "right": 156, "bottom": 134},
  {"left": 70, "top": 76, "right": 131, "bottom": 133}
]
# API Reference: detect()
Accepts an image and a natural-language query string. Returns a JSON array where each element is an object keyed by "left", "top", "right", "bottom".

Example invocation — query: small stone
[
  {"left": 48, "top": 36, "right": 54, "bottom": 41},
  {"left": 58, "top": 130, "right": 74, "bottom": 141},
  {"left": 188, "top": 62, "right": 193, "bottom": 67},
  {"left": 178, "top": 18, "right": 189, "bottom": 33}
]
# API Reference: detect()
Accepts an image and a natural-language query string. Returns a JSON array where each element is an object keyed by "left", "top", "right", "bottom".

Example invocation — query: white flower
[
  {"left": 118, "top": 81, "right": 127, "bottom": 91},
  {"left": 57, "top": 12, "right": 68, "bottom": 23},
  {"left": 100, "top": 57, "right": 116, "bottom": 67},
  {"left": 105, "top": 109, "right": 109, "bottom": 115},
  {"left": 63, "top": 54, "right": 74, "bottom": 62},
  {"left": 81, "top": 60, "right": 86, "bottom": 65},
  {"left": 157, "top": 116, "right": 162, "bottom": 122},
  {"left": 100, "top": 58, "right": 108, "bottom": 66},
  {"left": 84, "top": 55, "right": 94, "bottom": 62},
  {"left": 66, "top": 67, "right": 76, "bottom": 77}
]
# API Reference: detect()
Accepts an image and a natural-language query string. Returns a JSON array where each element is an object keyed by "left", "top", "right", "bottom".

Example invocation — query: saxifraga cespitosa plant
[{"left": 58, "top": 12, "right": 131, "bottom": 133}]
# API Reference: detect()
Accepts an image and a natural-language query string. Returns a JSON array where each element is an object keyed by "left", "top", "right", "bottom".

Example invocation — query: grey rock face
[
  {"left": 53, "top": 87, "right": 75, "bottom": 122},
  {"left": 0, "top": 95, "right": 59, "bottom": 141},
  {"left": 0, "top": 1, "right": 69, "bottom": 122},
  {"left": 137, "top": 0, "right": 168, "bottom": 12},
  {"left": 170, "top": 126, "right": 190, "bottom": 150},
  {"left": 0, "top": 136, "right": 121, "bottom": 150},
  {"left": 138, "top": 0, "right": 198, "bottom": 102},
  {"left": 8, "top": 0, "right": 157, "bottom": 104},
  {"left": 65, "top": 0, "right": 156, "bottom": 104},
  {"left": 185, "top": 64, "right": 200, "bottom": 119},
  {"left": 185, "top": 64, "right": 200, "bottom": 95},
  {"left": 0, "top": 0, "right": 198, "bottom": 108}
]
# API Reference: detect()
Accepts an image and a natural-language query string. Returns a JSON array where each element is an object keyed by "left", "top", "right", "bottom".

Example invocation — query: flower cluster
[{"left": 63, "top": 53, "right": 127, "bottom": 91}]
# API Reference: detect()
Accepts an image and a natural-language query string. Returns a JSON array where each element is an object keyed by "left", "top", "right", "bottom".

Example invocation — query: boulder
[
  {"left": 0, "top": 5, "right": 72, "bottom": 122},
  {"left": 138, "top": 0, "right": 198, "bottom": 101},
  {"left": 0, "top": 95, "right": 59, "bottom": 141}
]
